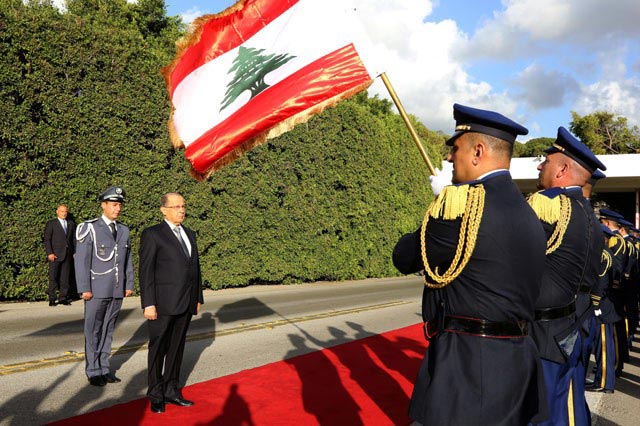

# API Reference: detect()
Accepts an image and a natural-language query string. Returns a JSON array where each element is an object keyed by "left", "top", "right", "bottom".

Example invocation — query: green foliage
[
  {"left": 570, "top": 111, "right": 640, "bottom": 154},
  {"left": 0, "top": 1, "right": 433, "bottom": 300},
  {"left": 513, "top": 137, "right": 555, "bottom": 158}
]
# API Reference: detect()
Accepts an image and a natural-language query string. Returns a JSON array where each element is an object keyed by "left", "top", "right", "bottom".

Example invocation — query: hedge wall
[{"left": 0, "top": 0, "right": 445, "bottom": 300}]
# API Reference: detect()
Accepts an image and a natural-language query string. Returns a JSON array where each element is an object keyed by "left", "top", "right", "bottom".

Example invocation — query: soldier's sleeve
[
  {"left": 138, "top": 228, "right": 157, "bottom": 308},
  {"left": 74, "top": 224, "right": 93, "bottom": 293},
  {"left": 393, "top": 217, "right": 461, "bottom": 275},
  {"left": 591, "top": 249, "right": 612, "bottom": 308}
]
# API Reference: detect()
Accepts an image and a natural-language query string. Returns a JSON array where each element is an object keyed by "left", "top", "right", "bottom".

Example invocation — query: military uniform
[
  {"left": 393, "top": 104, "right": 548, "bottom": 425},
  {"left": 75, "top": 186, "right": 134, "bottom": 384},
  {"left": 527, "top": 128, "right": 606, "bottom": 426},
  {"left": 588, "top": 225, "right": 622, "bottom": 393},
  {"left": 619, "top": 219, "right": 639, "bottom": 347},
  {"left": 599, "top": 209, "right": 630, "bottom": 376}
]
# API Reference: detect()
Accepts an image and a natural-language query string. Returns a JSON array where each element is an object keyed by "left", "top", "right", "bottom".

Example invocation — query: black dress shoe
[
  {"left": 103, "top": 373, "right": 121, "bottom": 383},
  {"left": 59, "top": 299, "right": 71, "bottom": 305},
  {"left": 586, "top": 386, "right": 614, "bottom": 393},
  {"left": 49, "top": 301, "right": 57, "bottom": 307},
  {"left": 150, "top": 401, "right": 165, "bottom": 413},
  {"left": 165, "top": 397, "right": 194, "bottom": 407},
  {"left": 88, "top": 376, "right": 107, "bottom": 386}
]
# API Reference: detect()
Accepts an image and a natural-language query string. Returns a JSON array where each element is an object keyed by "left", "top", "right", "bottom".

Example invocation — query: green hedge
[{"left": 0, "top": 0, "right": 444, "bottom": 300}]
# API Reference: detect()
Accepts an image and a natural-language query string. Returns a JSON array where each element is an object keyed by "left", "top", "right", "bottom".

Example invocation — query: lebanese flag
[{"left": 162, "top": 0, "right": 374, "bottom": 179}]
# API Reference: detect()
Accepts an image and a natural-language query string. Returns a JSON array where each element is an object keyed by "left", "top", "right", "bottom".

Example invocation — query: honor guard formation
[{"left": 393, "top": 104, "right": 640, "bottom": 426}]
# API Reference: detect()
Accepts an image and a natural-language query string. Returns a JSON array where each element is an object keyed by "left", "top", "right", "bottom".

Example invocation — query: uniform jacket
[
  {"left": 43, "top": 218, "right": 76, "bottom": 261},
  {"left": 530, "top": 188, "right": 602, "bottom": 364},
  {"left": 74, "top": 218, "right": 134, "bottom": 298},
  {"left": 393, "top": 171, "right": 548, "bottom": 426},
  {"left": 592, "top": 246, "right": 622, "bottom": 324},
  {"left": 139, "top": 221, "right": 203, "bottom": 316}
]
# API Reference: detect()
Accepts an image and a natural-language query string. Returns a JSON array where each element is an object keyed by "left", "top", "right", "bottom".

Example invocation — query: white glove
[
  {"left": 594, "top": 309, "right": 602, "bottom": 317},
  {"left": 428, "top": 162, "right": 453, "bottom": 196}
]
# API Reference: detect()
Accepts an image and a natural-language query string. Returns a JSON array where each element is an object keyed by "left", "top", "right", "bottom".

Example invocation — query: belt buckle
[{"left": 423, "top": 320, "right": 440, "bottom": 339}]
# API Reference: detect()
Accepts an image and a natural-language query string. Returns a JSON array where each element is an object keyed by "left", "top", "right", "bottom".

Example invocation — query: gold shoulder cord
[
  {"left": 598, "top": 249, "right": 612, "bottom": 277},
  {"left": 544, "top": 194, "right": 572, "bottom": 255},
  {"left": 610, "top": 235, "right": 625, "bottom": 256},
  {"left": 419, "top": 185, "right": 486, "bottom": 288}
]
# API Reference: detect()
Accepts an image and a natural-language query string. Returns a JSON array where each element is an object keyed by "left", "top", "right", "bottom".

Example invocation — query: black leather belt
[
  {"left": 424, "top": 315, "right": 528, "bottom": 339},
  {"left": 535, "top": 300, "right": 576, "bottom": 321},
  {"left": 578, "top": 285, "right": 591, "bottom": 294}
]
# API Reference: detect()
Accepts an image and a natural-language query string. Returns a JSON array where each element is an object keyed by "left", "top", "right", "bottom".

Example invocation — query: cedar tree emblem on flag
[
  {"left": 161, "top": 0, "right": 373, "bottom": 179},
  {"left": 221, "top": 47, "right": 296, "bottom": 111}
]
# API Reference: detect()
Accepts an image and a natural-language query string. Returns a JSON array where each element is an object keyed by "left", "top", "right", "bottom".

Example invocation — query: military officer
[
  {"left": 599, "top": 208, "right": 630, "bottom": 376},
  {"left": 587, "top": 224, "right": 622, "bottom": 393},
  {"left": 75, "top": 186, "right": 134, "bottom": 386},
  {"left": 571, "top": 169, "right": 606, "bottom": 423},
  {"left": 393, "top": 104, "right": 549, "bottom": 425},
  {"left": 618, "top": 218, "right": 639, "bottom": 345},
  {"left": 527, "top": 127, "right": 606, "bottom": 426}
]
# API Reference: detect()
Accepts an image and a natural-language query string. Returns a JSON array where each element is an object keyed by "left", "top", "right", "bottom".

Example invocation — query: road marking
[{"left": 0, "top": 300, "right": 411, "bottom": 375}]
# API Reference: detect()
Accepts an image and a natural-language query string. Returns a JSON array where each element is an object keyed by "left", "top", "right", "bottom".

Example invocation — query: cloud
[
  {"left": 462, "top": 0, "right": 640, "bottom": 60},
  {"left": 180, "top": 7, "right": 209, "bottom": 24},
  {"left": 511, "top": 64, "right": 579, "bottom": 110},
  {"left": 574, "top": 78, "right": 640, "bottom": 127},
  {"left": 345, "top": 0, "right": 517, "bottom": 133}
]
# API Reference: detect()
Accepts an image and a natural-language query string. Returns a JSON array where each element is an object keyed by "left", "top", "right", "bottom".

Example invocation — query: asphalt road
[{"left": 0, "top": 276, "right": 637, "bottom": 425}]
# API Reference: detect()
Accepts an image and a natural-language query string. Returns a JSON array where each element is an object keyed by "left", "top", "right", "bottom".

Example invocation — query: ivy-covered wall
[{"left": 0, "top": 0, "right": 444, "bottom": 300}]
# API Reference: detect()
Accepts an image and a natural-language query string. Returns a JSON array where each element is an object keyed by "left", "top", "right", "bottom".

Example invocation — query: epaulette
[
  {"left": 527, "top": 189, "right": 564, "bottom": 224},
  {"left": 429, "top": 184, "right": 472, "bottom": 220},
  {"left": 527, "top": 189, "right": 572, "bottom": 254},
  {"left": 420, "top": 183, "right": 486, "bottom": 288},
  {"left": 76, "top": 219, "right": 98, "bottom": 242}
]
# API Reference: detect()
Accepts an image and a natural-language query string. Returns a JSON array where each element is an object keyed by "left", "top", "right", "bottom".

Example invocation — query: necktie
[
  {"left": 109, "top": 222, "right": 117, "bottom": 240},
  {"left": 62, "top": 220, "right": 67, "bottom": 234},
  {"left": 173, "top": 226, "right": 190, "bottom": 257}
]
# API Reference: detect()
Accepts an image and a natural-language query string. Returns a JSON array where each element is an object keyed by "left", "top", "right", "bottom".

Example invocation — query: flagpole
[{"left": 379, "top": 72, "right": 436, "bottom": 176}]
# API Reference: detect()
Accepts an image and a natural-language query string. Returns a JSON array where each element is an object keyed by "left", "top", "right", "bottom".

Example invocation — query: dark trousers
[
  {"left": 147, "top": 311, "right": 192, "bottom": 403},
  {"left": 594, "top": 322, "right": 616, "bottom": 390},
  {"left": 614, "top": 319, "right": 629, "bottom": 374},
  {"left": 48, "top": 253, "right": 72, "bottom": 302}
]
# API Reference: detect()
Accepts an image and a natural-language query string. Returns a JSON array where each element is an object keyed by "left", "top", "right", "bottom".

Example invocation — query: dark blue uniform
[
  {"left": 394, "top": 171, "right": 548, "bottom": 425},
  {"left": 528, "top": 187, "right": 602, "bottom": 426},
  {"left": 589, "top": 242, "right": 621, "bottom": 392}
]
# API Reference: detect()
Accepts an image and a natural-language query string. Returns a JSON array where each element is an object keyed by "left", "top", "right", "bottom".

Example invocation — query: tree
[
  {"left": 570, "top": 111, "right": 640, "bottom": 154},
  {"left": 513, "top": 137, "right": 555, "bottom": 158}
]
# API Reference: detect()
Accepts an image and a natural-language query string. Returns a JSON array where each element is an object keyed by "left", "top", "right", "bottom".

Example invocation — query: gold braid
[
  {"left": 598, "top": 249, "right": 612, "bottom": 277},
  {"left": 420, "top": 185, "right": 485, "bottom": 288},
  {"left": 545, "top": 195, "right": 571, "bottom": 255}
]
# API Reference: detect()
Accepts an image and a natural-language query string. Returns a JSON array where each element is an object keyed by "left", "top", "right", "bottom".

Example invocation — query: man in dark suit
[
  {"left": 393, "top": 104, "right": 548, "bottom": 425},
  {"left": 43, "top": 204, "right": 76, "bottom": 306},
  {"left": 139, "top": 192, "right": 203, "bottom": 414}
]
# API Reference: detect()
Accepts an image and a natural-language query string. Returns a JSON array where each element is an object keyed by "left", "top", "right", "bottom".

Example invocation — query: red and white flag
[{"left": 162, "top": 0, "right": 374, "bottom": 179}]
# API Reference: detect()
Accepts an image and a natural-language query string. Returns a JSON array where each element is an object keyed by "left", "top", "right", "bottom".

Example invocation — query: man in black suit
[
  {"left": 139, "top": 192, "right": 203, "bottom": 414},
  {"left": 43, "top": 204, "right": 76, "bottom": 306}
]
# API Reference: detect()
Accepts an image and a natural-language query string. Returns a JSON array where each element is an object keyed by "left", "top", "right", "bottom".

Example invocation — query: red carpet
[{"left": 51, "top": 323, "right": 427, "bottom": 426}]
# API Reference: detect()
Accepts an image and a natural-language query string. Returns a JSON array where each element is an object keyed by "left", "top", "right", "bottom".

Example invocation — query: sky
[{"left": 149, "top": 1, "right": 638, "bottom": 141}]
